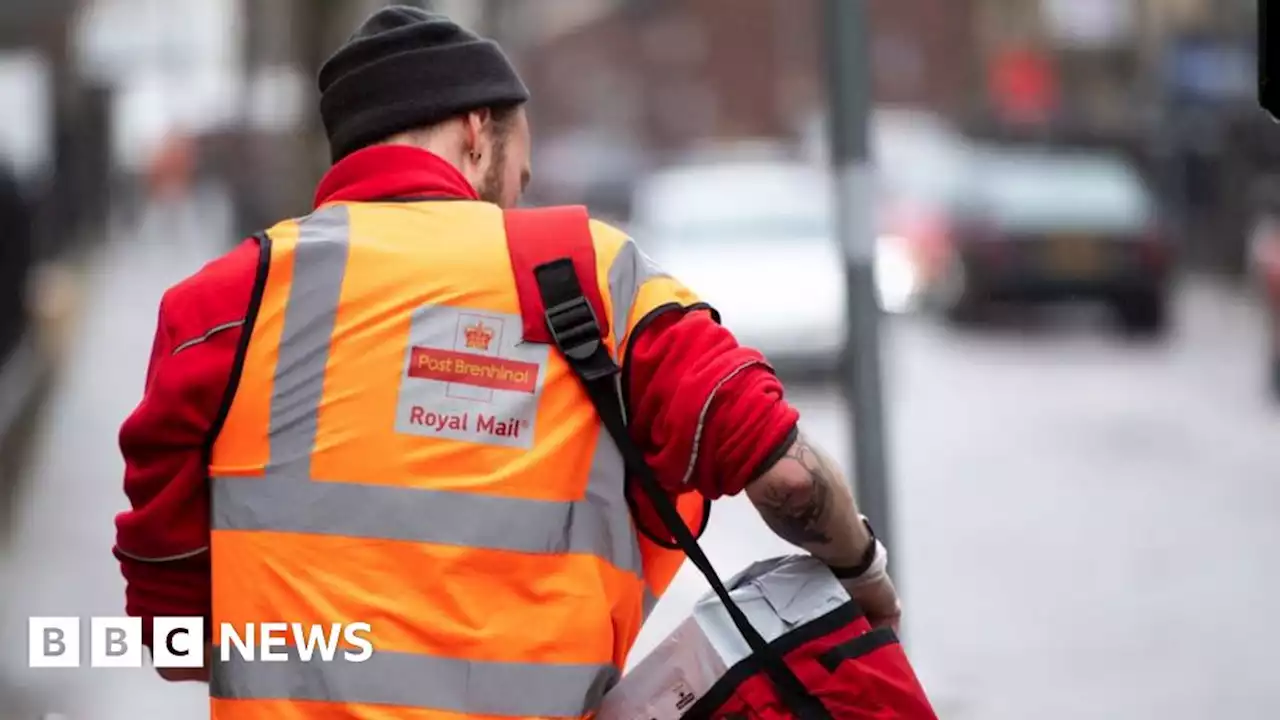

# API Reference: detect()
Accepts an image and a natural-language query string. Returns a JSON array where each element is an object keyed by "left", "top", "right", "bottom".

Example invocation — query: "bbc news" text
[{"left": 28, "top": 617, "right": 375, "bottom": 668}]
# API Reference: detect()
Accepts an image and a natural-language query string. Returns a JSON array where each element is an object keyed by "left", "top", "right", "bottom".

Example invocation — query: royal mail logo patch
[
  {"left": 395, "top": 306, "right": 549, "bottom": 449},
  {"left": 463, "top": 320, "right": 495, "bottom": 351}
]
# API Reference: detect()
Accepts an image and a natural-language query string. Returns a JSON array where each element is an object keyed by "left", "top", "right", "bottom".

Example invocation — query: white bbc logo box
[{"left": 29, "top": 617, "right": 204, "bottom": 668}]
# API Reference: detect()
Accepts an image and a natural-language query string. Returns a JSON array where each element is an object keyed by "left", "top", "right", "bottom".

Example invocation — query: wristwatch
[{"left": 827, "top": 516, "right": 878, "bottom": 580}]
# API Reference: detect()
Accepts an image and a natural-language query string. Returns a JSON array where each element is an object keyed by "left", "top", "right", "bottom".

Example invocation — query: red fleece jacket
[{"left": 114, "top": 146, "right": 800, "bottom": 637}]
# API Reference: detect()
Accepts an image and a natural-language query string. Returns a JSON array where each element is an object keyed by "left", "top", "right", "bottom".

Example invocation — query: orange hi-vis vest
[{"left": 207, "top": 200, "right": 709, "bottom": 719}]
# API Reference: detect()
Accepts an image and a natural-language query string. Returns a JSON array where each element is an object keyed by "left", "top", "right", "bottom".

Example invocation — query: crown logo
[{"left": 464, "top": 321, "right": 495, "bottom": 351}]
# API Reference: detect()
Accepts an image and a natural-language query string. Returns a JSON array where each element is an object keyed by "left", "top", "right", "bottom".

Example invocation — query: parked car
[
  {"left": 912, "top": 146, "right": 1173, "bottom": 334},
  {"left": 630, "top": 159, "right": 844, "bottom": 376}
]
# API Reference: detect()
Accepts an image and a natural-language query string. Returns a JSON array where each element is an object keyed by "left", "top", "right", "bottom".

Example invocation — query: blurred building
[
  {"left": 970, "top": 0, "right": 1261, "bottom": 275},
  {"left": 234, "top": 0, "right": 385, "bottom": 235},
  {"left": 0, "top": 0, "right": 110, "bottom": 259},
  {"left": 519, "top": 0, "right": 979, "bottom": 150},
  {"left": 5, "top": 0, "right": 1266, "bottom": 273},
  {"left": 502, "top": 0, "right": 1270, "bottom": 273},
  {"left": 509, "top": 0, "right": 977, "bottom": 214},
  {"left": 973, "top": 0, "right": 1143, "bottom": 132}
]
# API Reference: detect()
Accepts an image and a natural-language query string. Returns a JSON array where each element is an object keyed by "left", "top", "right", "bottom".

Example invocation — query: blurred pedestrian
[
  {"left": 140, "top": 130, "right": 199, "bottom": 248},
  {"left": 113, "top": 7, "right": 917, "bottom": 718},
  {"left": 0, "top": 159, "right": 34, "bottom": 550},
  {"left": 0, "top": 161, "right": 32, "bottom": 364},
  {"left": 147, "top": 132, "right": 196, "bottom": 203}
]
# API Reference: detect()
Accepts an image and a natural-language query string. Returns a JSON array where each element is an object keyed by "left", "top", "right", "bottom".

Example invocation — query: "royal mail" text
[{"left": 407, "top": 407, "right": 527, "bottom": 438}]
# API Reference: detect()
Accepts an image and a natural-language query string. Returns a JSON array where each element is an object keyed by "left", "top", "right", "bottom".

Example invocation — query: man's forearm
[{"left": 745, "top": 431, "right": 872, "bottom": 568}]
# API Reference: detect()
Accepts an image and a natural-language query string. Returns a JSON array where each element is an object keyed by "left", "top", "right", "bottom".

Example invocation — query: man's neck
[
  {"left": 379, "top": 130, "right": 467, "bottom": 172},
  {"left": 313, "top": 144, "right": 480, "bottom": 207}
]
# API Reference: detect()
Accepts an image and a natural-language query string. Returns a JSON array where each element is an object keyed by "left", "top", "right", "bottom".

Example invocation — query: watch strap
[{"left": 827, "top": 516, "right": 878, "bottom": 579}]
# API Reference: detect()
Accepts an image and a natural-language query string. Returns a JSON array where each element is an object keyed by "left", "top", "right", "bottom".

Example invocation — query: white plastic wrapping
[{"left": 597, "top": 555, "right": 851, "bottom": 720}]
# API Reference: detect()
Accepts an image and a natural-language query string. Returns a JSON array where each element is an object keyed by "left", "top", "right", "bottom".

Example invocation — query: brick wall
[{"left": 518, "top": 0, "right": 978, "bottom": 159}]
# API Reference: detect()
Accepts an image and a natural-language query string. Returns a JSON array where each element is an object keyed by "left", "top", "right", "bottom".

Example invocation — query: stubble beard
[{"left": 477, "top": 134, "right": 510, "bottom": 207}]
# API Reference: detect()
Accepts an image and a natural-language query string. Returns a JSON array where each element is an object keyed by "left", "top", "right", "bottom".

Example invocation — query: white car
[{"left": 630, "top": 159, "right": 846, "bottom": 375}]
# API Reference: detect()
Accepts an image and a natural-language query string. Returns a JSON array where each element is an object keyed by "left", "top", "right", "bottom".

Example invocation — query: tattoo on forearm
[{"left": 756, "top": 436, "right": 839, "bottom": 546}]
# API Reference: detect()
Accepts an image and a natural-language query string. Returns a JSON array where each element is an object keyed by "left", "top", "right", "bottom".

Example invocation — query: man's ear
[{"left": 465, "top": 109, "right": 493, "bottom": 155}]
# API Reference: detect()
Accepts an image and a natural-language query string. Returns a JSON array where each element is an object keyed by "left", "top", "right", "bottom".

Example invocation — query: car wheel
[
  {"left": 943, "top": 294, "right": 984, "bottom": 325},
  {"left": 937, "top": 256, "right": 983, "bottom": 325},
  {"left": 1115, "top": 291, "right": 1168, "bottom": 337}
]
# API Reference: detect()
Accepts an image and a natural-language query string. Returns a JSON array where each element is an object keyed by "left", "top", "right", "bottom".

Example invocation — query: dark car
[{"left": 928, "top": 147, "right": 1173, "bottom": 334}]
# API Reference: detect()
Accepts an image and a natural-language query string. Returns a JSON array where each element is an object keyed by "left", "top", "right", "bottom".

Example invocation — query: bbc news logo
[{"left": 29, "top": 617, "right": 374, "bottom": 668}]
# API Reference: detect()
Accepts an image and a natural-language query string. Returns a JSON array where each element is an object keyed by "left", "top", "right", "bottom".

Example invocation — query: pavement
[
  {"left": 0, "top": 256, "right": 85, "bottom": 537},
  {"left": 2, "top": 199, "right": 1279, "bottom": 718},
  {"left": 0, "top": 197, "right": 231, "bottom": 720}
]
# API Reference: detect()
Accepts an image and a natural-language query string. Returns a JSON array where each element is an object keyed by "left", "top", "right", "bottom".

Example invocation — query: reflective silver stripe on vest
[
  {"left": 607, "top": 238, "right": 679, "bottom": 625},
  {"left": 211, "top": 206, "right": 638, "bottom": 713},
  {"left": 266, "top": 207, "right": 350, "bottom": 478},
  {"left": 211, "top": 647, "right": 618, "bottom": 718},
  {"left": 609, "top": 238, "right": 687, "bottom": 626},
  {"left": 607, "top": 239, "right": 670, "bottom": 349},
  {"left": 211, "top": 424, "right": 634, "bottom": 565}
]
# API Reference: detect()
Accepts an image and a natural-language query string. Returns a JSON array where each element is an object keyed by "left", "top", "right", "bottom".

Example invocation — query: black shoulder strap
[{"left": 532, "top": 257, "right": 833, "bottom": 719}]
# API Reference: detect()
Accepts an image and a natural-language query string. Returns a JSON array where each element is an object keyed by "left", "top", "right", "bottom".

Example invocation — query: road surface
[{"left": 2, "top": 205, "right": 1278, "bottom": 719}]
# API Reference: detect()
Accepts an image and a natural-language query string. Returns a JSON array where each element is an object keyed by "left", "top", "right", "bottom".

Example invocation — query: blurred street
[
  {"left": 2, "top": 202, "right": 1278, "bottom": 718},
  {"left": 0, "top": 200, "right": 227, "bottom": 720}
]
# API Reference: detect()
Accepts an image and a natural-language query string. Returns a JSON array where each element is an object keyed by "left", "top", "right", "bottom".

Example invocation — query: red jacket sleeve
[
  {"left": 625, "top": 307, "right": 799, "bottom": 500},
  {"left": 114, "top": 238, "right": 259, "bottom": 644}
]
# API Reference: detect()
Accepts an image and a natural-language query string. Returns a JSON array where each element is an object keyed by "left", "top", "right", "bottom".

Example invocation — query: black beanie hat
[{"left": 318, "top": 6, "right": 530, "bottom": 163}]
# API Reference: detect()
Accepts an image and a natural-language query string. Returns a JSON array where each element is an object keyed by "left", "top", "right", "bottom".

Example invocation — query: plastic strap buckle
[{"left": 545, "top": 296, "right": 617, "bottom": 381}]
